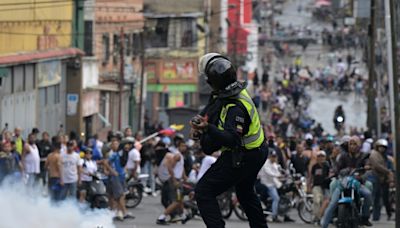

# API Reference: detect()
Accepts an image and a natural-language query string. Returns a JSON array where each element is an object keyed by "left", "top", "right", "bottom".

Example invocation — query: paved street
[
  {"left": 272, "top": 0, "right": 368, "bottom": 134},
  {"left": 114, "top": 194, "right": 394, "bottom": 228}
]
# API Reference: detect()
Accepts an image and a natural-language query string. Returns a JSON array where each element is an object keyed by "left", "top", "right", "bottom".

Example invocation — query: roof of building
[{"left": 0, "top": 48, "right": 84, "bottom": 66}]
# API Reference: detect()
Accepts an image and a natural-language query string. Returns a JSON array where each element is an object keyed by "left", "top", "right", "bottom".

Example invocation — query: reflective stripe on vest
[{"left": 218, "top": 89, "right": 264, "bottom": 150}]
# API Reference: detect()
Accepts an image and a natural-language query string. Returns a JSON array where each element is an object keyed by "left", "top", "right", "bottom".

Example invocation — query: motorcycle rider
[
  {"left": 367, "top": 139, "right": 394, "bottom": 221},
  {"left": 191, "top": 53, "right": 268, "bottom": 228},
  {"left": 321, "top": 136, "right": 372, "bottom": 227},
  {"left": 308, "top": 150, "right": 330, "bottom": 225},
  {"left": 258, "top": 150, "right": 283, "bottom": 222},
  {"left": 333, "top": 105, "right": 345, "bottom": 133}
]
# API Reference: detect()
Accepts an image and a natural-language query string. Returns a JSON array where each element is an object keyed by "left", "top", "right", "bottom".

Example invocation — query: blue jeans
[
  {"left": 61, "top": 182, "right": 78, "bottom": 200},
  {"left": 267, "top": 186, "right": 280, "bottom": 217},
  {"left": 322, "top": 185, "right": 372, "bottom": 228},
  {"left": 48, "top": 177, "right": 62, "bottom": 202},
  {"left": 370, "top": 175, "right": 383, "bottom": 221},
  {"left": 142, "top": 161, "right": 155, "bottom": 192}
]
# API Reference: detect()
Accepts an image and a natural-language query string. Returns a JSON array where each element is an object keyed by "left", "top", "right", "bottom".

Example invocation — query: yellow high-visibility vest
[{"left": 218, "top": 89, "right": 264, "bottom": 150}]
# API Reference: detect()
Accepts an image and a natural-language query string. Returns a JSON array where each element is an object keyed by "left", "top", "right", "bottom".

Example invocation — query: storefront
[{"left": 145, "top": 58, "right": 199, "bottom": 122}]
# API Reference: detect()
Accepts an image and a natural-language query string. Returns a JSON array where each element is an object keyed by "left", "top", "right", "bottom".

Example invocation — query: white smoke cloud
[{"left": 0, "top": 181, "right": 115, "bottom": 228}]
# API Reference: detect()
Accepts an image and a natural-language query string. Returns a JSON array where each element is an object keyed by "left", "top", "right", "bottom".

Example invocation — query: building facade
[
  {"left": 0, "top": 0, "right": 84, "bottom": 137},
  {"left": 143, "top": 0, "right": 205, "bottom": 125},
  {"left": 83, "top": 0, "right": 144, "bottom": 137}
]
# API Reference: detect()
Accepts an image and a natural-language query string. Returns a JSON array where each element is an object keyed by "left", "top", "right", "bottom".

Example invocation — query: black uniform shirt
[{"left": 200, "top": 105, "right": 250, "bottom": 154}]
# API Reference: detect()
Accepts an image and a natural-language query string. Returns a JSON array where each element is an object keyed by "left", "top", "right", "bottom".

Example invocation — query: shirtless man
[{"left": 45, "top": 137, "right": 63, "bottom": 201}]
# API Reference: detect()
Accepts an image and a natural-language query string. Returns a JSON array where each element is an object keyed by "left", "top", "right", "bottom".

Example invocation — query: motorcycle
[
  {"left": 125, "top": 174, "right": 147, "bottom": 208},
  {"left": 334, "top": 115, "right": 345, "bottom": 133},
  {"left": 335, "top": 168, "right": 365, "bottom": 228},
  {"left": 86, "top": 173, "right": 109, "bottom": 209},
  {"left": 233, "top": 163, "right": 313, "bottom": 223},
  {"left": 181, "top": 183, "right": 233, "bottom": 222}
]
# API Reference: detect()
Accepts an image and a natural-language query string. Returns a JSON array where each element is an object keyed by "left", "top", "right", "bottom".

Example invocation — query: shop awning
[
  {"left": 0, "top": 48, "right": 84, "bottom": 66},
  {"left": 87, "top": 84, "right": 130, "bottom": 92}
]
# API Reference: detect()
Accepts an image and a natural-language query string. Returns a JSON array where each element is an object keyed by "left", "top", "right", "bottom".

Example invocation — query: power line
[
  {"left": 0, "top": 2, "right": 142, "bottom": 12},
  {"left": 0, "top": 0, "right": 79, "bottom": 7}
]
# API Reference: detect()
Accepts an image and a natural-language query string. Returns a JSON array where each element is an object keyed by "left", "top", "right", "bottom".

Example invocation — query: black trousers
[{"left": 195, "top": 146, "right": 268, "bottom": 228}]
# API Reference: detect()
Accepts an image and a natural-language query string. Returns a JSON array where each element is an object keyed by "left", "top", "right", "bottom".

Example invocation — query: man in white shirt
[
  {"left": 258, "top": 151, "right": 282, "bottom": 222},
  {"left": 61, "top": 140, "right": 82, "bottom": 200},
  {"left": 79, "top": 148, "right": 97, "bottom": 203},
  {"left": 124, "top": 137, "right": 141, "bottom": 180},
  {"left": 187, "top": 150, "right": 218, "bottom": 184},
  {"left": 197, "top": 152, "right": 217, "bottom": 183}
]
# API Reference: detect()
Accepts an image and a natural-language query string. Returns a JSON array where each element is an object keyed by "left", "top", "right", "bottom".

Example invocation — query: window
[
  {"left": 184, "top": 92, "right": 192, "bottom": 106},
  {"left": 132, "top": 33, "right": 141, "bottom": 55},
  {"left": 149, "top": 19, "right": 169, "bottom": 48},
  {"left": 113, "top": 34, "right": 120, "bottom": 65},
  {"left": 0, "top": 77, "right": 2, "bottom": 87},
  {"left": 159, "top": 92, "right": 169, "bottom": 108},
  {"left": 84, "top": 21, "right": 94, "bottom": 56},
  {"left": 180, "top": 18, "right": 197, "bottom": 48},
  {"left": 125, "top": 33, "right": 131, "bottom": 56},
  {"left": 102, "top": 34, "right": 110, "bottom": 64}
]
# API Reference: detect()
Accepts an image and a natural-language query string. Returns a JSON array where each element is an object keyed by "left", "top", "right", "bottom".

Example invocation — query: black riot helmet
[{"left": 199, "top": 53, "right": 237, "bottom": 91}]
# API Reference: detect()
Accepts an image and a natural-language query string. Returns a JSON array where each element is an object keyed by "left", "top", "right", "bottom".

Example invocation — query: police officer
[{"left": 191, "top": 53, "right": 268, "bottom": 228}]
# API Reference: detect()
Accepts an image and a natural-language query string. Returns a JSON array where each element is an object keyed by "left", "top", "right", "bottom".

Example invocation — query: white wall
[
  {"left": 82, "top": 57, "right": 99, "bottom": 89},
  {"left": 1, "top": 91, "right": 36, "bottom": 138}
]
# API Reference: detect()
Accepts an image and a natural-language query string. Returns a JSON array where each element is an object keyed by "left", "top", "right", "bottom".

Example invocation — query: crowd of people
[
  {"left": 247, "top": 55, "right": 395, "bottom": 226},
  {"left": 0, "top": 86, "right": 396, "bottom": 227}
]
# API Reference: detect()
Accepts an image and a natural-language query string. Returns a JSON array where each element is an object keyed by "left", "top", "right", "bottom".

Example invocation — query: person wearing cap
[
  {"left": 191, "top": 53, "right": 268, "bottom": 228},
  {"left": 78, "top": 148, "right": 97, "bottom": 203},
  {"left": 322, "top": 136, "right": 372, "bottom": 227},
  {"left": 308, "top": 150, "right": 330, "bottom": 225},
  {"left": 367, "top": 139, "right": 394, "bottom": 221}
]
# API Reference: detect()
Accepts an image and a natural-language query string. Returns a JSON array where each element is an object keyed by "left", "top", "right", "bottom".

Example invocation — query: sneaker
[
  {"left": 170, "top": 214, "right": 186, "bottom": 223},
  {"left": 284, "top": 216, "right": 295, "bottom": 222},
  {"left": 272, "top": 216, "right": 282, "bottom": 223},
  {"left": 156, "top": 218, "right": 169, "bottom": 225},
  {"left": 361, "top": 218, "right": 373, "bottom": 227},
  {"left": 117, "top": 211, "right": 124, "bottom": 221},
  {"left": 144, "top": 187, "right": 152, "bottom": 193},
  {"left": 124, "top": 212, "right": 135, "bottom": 219}
]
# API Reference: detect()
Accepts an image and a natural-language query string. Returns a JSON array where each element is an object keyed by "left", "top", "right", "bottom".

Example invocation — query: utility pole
[
  {"left": 376, "top": 0, "right": 382, "bottom": 138},
  {"left": 119, "top": 27, "right": 124, "bottom": 130},
  {"left": 367, "top": 0, "right": 376, "bottom": 135},
  {"left": 385, "top": 0, "right": 400, "bottom": 227},
  {"left": 232, "top": 3, "right": 240, "bottom": 68},
  {"left": 204, "top": 0, "right": 211, "bottom": 54},
  {"left": 138, "top": 31, "right": 145, "bottom": 132}
]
